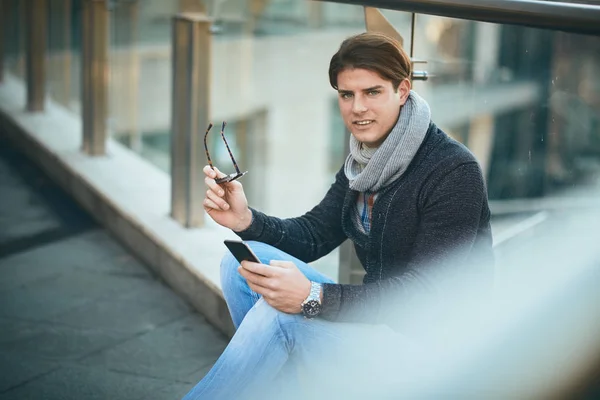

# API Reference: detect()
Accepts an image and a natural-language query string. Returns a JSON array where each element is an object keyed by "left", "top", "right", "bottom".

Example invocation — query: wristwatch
[{"left": 301, "top": 282, "right": 323, "bottom": 318}]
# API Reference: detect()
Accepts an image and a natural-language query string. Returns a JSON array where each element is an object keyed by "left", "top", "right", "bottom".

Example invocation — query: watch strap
[{"left": 305, "top": 281, "right": 322, "bottom": 304}]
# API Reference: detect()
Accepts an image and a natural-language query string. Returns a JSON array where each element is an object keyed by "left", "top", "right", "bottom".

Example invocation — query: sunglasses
[{"left": 203, "top": 121, "right": 248, "bottom": 184}]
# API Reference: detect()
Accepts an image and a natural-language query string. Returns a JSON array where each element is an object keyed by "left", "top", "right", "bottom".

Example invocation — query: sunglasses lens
[{"left": 205, "top": 122, "right": 247, "bottom": 184}]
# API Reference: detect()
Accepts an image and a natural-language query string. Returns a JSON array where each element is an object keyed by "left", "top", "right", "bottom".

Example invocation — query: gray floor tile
[
  {"left": 0, "top": 216, "right": 60, "bottom": 243},
  {"left": 50, "top": 292, "right": 191, "bottom": 335},
  {"left": 0, "top": 217, "right": 61, "bottom": 244},
  {"left": 0, "top": 181, "right": 61, "bottom": 244},
  {"left": 0, "top": 161, "right": 21, "bottom": 186},
  {"left": 74, "top": 251, "right": 153, "bottom": 278},
  {"left": 0, "top": 230, "right": 124, "bottom": 269},
  {"left": 0, "top": 183, "right": 44, "bottom": 215},
  {"left": 144, "top": 382, "right": 196, "bottom": 400},
  {"left": 0, "top": 269, "right": 157, "bottom": 322},
  {"left": 43, "top": 269, "right": 156, "bottom": 300},
  {"left": 1, "top": 324, "right": 128, "bottom": 363},
  {"left": 182, "top": 363, "right": 214, "bottom": 385},
  {"left": 113, "top": 276, "right": 193, "bottom": 304},
  {"left": 0, "top": 231, "right": 152, "bottom": 290},
  {"left": 0, "top": 232, "right": 98, "bottom": 267},
  {"left": 79, "top": 314, "right": 227, "bottom": 381},
  {"left": 0, "top": 283, "right": 93, "bottom": 321},
  {"left": 60, "top": 230, "right": 133, "bottom": 265},
  {"left": 0, "top": 353, "right": 59, "bottom": 394},
  {"left": 0, "top": 251, "right": 75, "bottom": 293},
  {"left": 0, "top": 318, "right": 47, "bottom": 348},
  {"left": 0, "top": 366, "right": 174, "bottom": 400}
]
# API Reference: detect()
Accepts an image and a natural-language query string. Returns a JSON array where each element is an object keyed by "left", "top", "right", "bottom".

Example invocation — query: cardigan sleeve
[
  {"left": 319, "top": 161, "right": 492, "bottom": 325},
  {"left": 235, "top": 167, "right": 348, "bottom": 263}
]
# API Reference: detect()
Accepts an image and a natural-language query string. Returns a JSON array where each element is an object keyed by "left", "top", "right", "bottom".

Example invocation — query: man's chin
[{"left": 351, "top": 132, "right": 382, "bottom": 146}]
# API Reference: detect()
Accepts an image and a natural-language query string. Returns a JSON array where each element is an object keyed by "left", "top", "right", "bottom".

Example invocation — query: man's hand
[
  {"left": 203, "top": 165, "right": 252, "bottom": 232},
  {"left": 238, "top": 260, "right": 311, "bottom": 314}
]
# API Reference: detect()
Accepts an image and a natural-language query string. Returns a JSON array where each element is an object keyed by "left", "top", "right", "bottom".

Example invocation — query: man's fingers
[
  {"left": 241, "top": 261, "right": 275, "bottom": 277},
  {"left": 206, "top": 189, "right": 229, "bottom": 210},
  {"left": 239, "top": 267, "right": 270, "bottom": 289},
  {"left": 247, "top": 281, "right": 270, "bottom": 298},
  {"left": 203, "top": 198, "right": 221, "bottom": 211},
  {"left": 270, "top": 260, "right": 295, "bottom": 269},
  {"left": 204, "top": 165, "right": 232, "bottom": 192},
  {"left": 204, "top": 176, "right": 225, "bottom": 197},
  {"left": 203, "top": 165, "right": 227, "bottom": 179},
  {"left": 203, "top": 165, "right": 216, "bottom": 178}
]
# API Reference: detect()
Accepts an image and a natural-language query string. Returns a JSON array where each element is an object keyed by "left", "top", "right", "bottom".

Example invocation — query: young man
[{"left": 184, "top": 32, "right": 494, "bottom": 399}]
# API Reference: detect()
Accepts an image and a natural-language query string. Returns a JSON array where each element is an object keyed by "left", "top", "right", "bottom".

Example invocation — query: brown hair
[{"left": 328, "top": 32, "right": 412, "bottom": 91}]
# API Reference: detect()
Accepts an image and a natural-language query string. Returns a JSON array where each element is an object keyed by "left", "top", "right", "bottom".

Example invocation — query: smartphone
[{"left": 224, "top": 240, "right": 260, "bottom": 264}]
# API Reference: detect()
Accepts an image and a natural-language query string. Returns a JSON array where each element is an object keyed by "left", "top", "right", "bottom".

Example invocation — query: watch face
[{"left": 302, "top": 299, "right": 321, "bottom": 318}]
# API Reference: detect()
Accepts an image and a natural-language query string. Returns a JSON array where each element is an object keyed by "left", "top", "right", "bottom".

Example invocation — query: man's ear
[{"left": 398, "top": 78, "right": 411, "bottom": 105}]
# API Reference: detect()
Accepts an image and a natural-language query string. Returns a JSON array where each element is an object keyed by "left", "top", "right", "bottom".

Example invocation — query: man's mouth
[{"left": 354, "top": 120, "right": 374, "bottom": 126}]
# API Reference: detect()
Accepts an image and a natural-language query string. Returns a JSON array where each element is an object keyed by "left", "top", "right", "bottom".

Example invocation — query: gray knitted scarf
[{"left": 344, "top": 90, "right": 431, "bottom": 192}]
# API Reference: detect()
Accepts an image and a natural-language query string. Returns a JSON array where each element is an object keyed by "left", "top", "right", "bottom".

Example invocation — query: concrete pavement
[{"left": 0, "top": 135, "right": 227, "bottom": 399}]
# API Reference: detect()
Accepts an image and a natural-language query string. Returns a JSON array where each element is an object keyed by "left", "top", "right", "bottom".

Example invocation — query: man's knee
[
  {"left": 221, "top": 249, "right": 239, "bottom": 269},
  {"left": 260, "top": 301, "right": 305, "bottom": 341},
  {"left": 220, "top": 250, "right": 244, "bottom": 290},
  {"left": 248, "top": 299, "right": 300, "bottom": 331}
]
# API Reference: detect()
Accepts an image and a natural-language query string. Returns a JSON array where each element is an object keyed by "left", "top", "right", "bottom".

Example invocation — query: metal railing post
[
  {"left": 25, "top": 0, "right": 47, "bottom": 111},
  {"left": 81, "top": 0, "right": 109, "bottom": 155},
  {"left": 171, "top": 12, "right": 212, "bottom": 227}
]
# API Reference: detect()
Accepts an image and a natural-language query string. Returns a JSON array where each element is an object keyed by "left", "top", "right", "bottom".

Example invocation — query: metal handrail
[{"left": 317, "top": 0, "right": 600, "bottom": 36}]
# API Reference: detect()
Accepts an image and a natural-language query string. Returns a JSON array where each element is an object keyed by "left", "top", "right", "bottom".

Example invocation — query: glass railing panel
[
  {"left": 410, "top": 14, "right": 600, "bottom": 201},
  {"left": 108, "top": 0, "right": 178, "bottom": 170},
  {"left": 3, "top": 0, "right": 26, "bottom": 80},
  {"left": 206, "top": 1, "right": 377, "bottom": 280},
  {"left": 211, "top": 0, "right": 367, "bottom": 37},
  {"left": 409, "top": 15, "right": 493, "bottom": 159},
  {"left": 46, "top": 0, "right": 80, "bottom": 112},
  {"left": 406, "top": 13, "right": 600, "bottom": 269}
]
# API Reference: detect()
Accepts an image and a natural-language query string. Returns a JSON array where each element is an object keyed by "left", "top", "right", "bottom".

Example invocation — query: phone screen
[{"left": 224, "top": 240, "right": 260, "bottom": 264}]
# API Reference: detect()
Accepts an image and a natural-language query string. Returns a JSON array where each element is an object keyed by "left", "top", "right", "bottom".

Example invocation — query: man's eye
[
  {"left": 367, "top": 90, "right": 380, "bottom": 96},
  {"left": 340, "top": 93, "right": 352, "bottom": 99}
]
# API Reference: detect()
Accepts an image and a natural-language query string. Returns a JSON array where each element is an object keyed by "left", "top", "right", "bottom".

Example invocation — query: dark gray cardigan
[{"left": 237, "top": 122, "right": 494, "bottom": 325}]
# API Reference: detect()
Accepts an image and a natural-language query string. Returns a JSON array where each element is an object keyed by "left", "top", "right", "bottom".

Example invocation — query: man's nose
[{"left": 352, "top": 97, "right": 367, "bottom": 114}]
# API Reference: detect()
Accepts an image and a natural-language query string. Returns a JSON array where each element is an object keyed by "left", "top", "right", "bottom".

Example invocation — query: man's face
[{"left": 337, "top": 68, "right": 410, "bottom": 147}]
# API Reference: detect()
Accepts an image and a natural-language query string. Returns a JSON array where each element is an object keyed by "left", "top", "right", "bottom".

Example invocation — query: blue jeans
[
  {"left": 182, "top": 241, "right": 406, "bottom": 400},
  {"left": 182, "top": 241, "right": 338, "bottom": 400}
]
